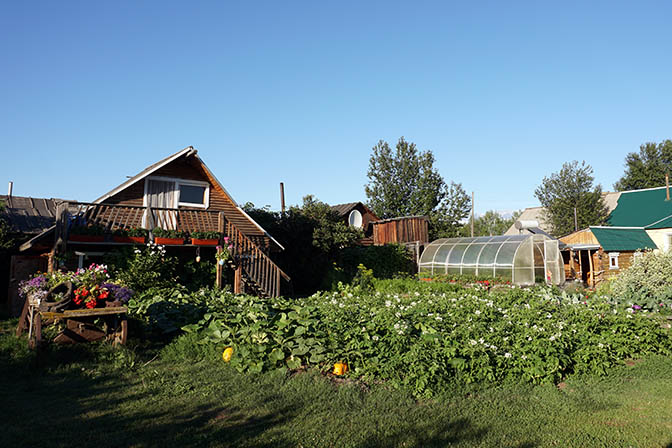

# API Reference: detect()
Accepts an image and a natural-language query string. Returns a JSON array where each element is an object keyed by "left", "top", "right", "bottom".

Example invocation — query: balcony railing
[{"left": 53, "top": 202, "right": 289, "bottom": 297}]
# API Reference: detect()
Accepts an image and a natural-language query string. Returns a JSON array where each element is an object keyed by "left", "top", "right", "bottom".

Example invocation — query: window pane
[{"left": 179, "top": 184, "right": 206, "bottom": 205}]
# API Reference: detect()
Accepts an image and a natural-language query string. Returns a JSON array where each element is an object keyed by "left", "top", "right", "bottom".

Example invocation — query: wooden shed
[{"left": 330, "top": 202, "right": 380, "bottom": 245}]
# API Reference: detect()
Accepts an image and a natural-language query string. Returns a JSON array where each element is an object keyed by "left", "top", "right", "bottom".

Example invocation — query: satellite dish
[{"left": 348, "top": 210, "right": 363, "bottom": 228}]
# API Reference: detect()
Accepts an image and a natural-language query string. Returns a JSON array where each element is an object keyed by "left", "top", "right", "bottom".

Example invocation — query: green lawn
[{"left": 2, "top": 319, "right": 672, "bottom": 448}]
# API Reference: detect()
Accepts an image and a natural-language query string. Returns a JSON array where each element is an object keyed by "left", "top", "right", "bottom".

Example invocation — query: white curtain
[{"left": 144, "top": 179, "right": 177, "bottom": 230}]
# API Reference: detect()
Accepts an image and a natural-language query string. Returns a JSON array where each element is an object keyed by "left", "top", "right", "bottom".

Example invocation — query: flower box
[
  {"left": 191, "top": 238, "right": 219, "bottom": 246},
  {"left": 112, "top": 236, "right": 146, "bottom": 244},
  {"left": 154, "top": 237, "right": 185, "bottom": 245},
  {"left": 69, "top": 235, "right": 105, "bottom": 243}
]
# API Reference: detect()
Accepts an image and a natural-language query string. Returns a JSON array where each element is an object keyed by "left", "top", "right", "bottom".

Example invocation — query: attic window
[
  {"left": 609, "top": 252, "right": 620, "bottom": 270},
  {"left": 177, "top": 181, "right": 209, "bottom": 208},
  {"left": 179, "top": 184, "right": 206, "bottom": 206},
  {"left": 144, "top": 176, "right": 210, "bottom": 209}
]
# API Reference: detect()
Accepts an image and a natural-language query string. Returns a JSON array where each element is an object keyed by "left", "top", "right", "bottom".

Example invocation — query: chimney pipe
[
  {"left": 7, "top": 181, "right": 13, "bottom": 197},
  {"left": 280, "top": 182, "right": 286, "bottom": 214}
]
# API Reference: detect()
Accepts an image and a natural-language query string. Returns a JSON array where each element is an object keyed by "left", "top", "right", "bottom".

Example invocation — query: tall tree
[
  {"left": 535, "top": 161, "right": 609, "bottom": 237},
  {"left": 614, "top": 140, "right": 672, "bottom": 191},
  {"left": 365, "top": 137, "right": 470, "bottom": 238}
]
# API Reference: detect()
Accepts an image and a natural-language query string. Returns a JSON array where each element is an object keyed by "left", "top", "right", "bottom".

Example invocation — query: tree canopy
[
  {"left": 458, "top": 210, "right": 521, "bottom": 237},
  {"left": 614, "top": 140, "right": 672, "bottom": 191},
  {"left": 243, "top": 196, "right": 362, "bottom": 294},
  {"left": 534, "top": 161, "right": 609, "bottom": 237},
  {"left": 365, "top": 137, "right": 471, "bottom": 239}
]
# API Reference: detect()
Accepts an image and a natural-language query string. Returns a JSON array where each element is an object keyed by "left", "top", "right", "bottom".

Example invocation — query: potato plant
[{"left": 131, "top": 281, "right": 672, "bottom": 398}]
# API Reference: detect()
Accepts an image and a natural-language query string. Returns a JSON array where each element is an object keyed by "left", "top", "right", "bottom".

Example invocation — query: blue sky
[{"left": 1, "top": 1, "right": 671, "bottom": 215}]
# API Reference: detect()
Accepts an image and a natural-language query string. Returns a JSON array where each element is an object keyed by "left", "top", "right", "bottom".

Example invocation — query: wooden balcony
[{"left": 52, "top": 202, "right": 290, "bottom": 298}]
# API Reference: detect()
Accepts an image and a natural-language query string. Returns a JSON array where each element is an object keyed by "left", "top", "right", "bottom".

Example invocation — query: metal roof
[
  {"left": 0, "top": 195, "right": 66, "bottom": 234},
  {"left": 608, "top": 186, "right": 672, "bottom": 228},
  {"left": 589, "top": 227, "right": 656, "bottom": 252}
]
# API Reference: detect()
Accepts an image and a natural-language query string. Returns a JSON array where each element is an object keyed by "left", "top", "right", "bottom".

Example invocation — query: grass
[{"left": 2, "top": 319, "right": 672, "bottom": 448}]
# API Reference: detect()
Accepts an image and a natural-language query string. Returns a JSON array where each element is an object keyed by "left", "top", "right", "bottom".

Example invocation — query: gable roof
[
  {"left": 608, "top": 185, "right": 672, "bottom": 228},
  {"left": 589, "top": 226, "right": 656, "bottom": 252},
  {"left": 94, "top": 147, "right": 196, "bottom": 204},
  {"left": 19, "top": 147, "right": 284, "bottom": 251}
]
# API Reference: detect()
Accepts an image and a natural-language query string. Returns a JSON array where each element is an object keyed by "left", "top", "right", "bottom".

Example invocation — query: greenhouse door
[{"left": 543, "top": 240, "right": 561, "bottom": 285}]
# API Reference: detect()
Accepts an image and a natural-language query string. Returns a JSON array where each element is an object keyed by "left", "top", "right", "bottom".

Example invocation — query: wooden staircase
[{"left": 219, "top": 217, "right": 290, "bottom": 298}]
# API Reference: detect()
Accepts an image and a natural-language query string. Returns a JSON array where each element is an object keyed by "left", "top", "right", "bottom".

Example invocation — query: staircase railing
[{"left": 219, "top": 213, "right": 290, "bottom": 298}]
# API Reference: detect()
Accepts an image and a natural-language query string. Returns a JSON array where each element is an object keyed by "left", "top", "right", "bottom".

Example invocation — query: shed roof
[
  {"left": 589, "top": 227, "right": 656, "bottom": 252},
  {"left": 608, "top": 186, "right": 672, "bottom": 227},
  {"left": 0, "top": 195, "right": 66, "bottom": 234},
  {"left": 330, "top": 202, "right": 378, "bottom": 219}
]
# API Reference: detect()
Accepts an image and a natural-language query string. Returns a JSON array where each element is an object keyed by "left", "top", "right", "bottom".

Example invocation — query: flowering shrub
[
  {"left": 609, "top": 250, "right": 672, "bottom": 310},
  {"left": 18, "top": 275, "right": 49, "bottom": 303},
  {"left": 114, "top": 242, "right": 177, "bottom": 291},
  {"left": 215, "top": 238, "right": 234, "bottom": 265}
]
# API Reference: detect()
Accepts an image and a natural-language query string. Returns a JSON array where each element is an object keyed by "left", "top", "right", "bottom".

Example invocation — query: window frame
[
  {"left": 144, "top": 176, "right": 210, "bottom": 209},
  {"left": 608, "top": 252, "right": 620, "bottom": 270}
]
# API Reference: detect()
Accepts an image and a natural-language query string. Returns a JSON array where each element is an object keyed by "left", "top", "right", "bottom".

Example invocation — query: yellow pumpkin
[
  {"left": 222, "top": 347, "right": 234, "bottom": 362},
  {"left": 333, "top": 362, "right": 348, "bottom": 376}
]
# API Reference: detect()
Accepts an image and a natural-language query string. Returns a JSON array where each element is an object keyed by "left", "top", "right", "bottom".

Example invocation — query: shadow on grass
[{"left": 359, "top": 417, "right": 487, "bottom": 448}]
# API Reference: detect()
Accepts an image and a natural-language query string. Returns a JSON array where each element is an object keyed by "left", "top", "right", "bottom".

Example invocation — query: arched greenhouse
[{"left": 418, "top": 234, "right": 565, "bottom": 286}]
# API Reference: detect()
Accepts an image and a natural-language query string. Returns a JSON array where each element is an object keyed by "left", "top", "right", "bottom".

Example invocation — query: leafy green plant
[
  {"left": 338, "top": 244, "right": 415, "bottom": 280},
  {"left": 114, "top": 227, "right": 148, "bottom": 237},
  {"left": 152, "top": 227, "right": 187, "bottom": 239},
  {"left": 113, "top": 242, "right": 177, "bottom": 291},
  {"left": 190, "top": 231, "right": 220, "bottom": 240},
  {"left": 134, "top": 278, "right": 672, "bottom": 398}
]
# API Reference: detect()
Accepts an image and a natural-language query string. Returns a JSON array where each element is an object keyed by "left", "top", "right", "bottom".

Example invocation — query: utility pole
[
  {"left": 471, "top": 191, "right": 475, "bottom": 237},
  {"left": 574, "top": 207, "right": 578, "bottom": 232}
]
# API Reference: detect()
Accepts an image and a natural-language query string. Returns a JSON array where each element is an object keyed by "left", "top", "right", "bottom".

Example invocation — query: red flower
[
  {"left": 98, "top": 290, "right": 109, "bottom": 300},
  {"left": 85, "top": 300, "right": 96, "bottom": 309}
]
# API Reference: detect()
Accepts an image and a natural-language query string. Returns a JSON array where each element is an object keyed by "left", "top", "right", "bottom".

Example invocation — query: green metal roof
[
  {"left": 646, "top": 214, "right": 672, "bottom": 229},
  {"left": 608, "top": 187, "right": 672, "bottom": 227},
  {"left": 590, "top": 227, "right": 656, "bottom": 252}
]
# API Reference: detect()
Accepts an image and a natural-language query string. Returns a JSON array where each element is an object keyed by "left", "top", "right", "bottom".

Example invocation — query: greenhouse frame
[{"left": 418, "top": 234, "right": 565, "bottom": 286}]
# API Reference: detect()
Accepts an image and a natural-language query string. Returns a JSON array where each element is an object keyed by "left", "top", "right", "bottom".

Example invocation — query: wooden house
[
  {"left": 560, "top": 227, "right": 656, "bottom": 287},
  {"left": 17, "top": 147, "right": 289, "bottom": 299},
  {"left": 560, "top": 185, "right": 672, "bottom": 287}
]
